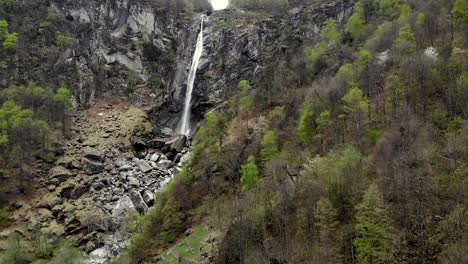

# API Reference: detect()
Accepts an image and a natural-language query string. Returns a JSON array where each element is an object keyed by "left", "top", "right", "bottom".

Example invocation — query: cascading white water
[{"left": 178, "top": 16, "right": 206, "bottom": 136}]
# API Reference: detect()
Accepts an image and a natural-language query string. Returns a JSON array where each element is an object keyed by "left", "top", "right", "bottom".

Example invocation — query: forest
[{"left": 117, "top": 0, "right": 468, "bottom": 263}]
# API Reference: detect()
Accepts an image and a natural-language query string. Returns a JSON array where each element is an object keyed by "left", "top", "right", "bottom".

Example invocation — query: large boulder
[
  {"left": 131, "top": 136, "right": 147, "bottom": 151},
  {"left": 162, "top": 135, "right": 187, "bottom": 155},
  {"left": 49, "top": 166, "right": 73, "bottom": 184},
  {"left": 82, "top": 158, "right": 105, "bottom": 175}
]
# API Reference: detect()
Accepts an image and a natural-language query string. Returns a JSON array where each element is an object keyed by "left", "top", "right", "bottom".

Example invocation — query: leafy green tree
[
  {"left": 452, "top": 0, "right": 468, "bottom": 27},
  {"left": 261, "top": 130, "right": 280, "bottom": 163},
  {"left": 337, "top": 63, "right": 355, "bottom": 89},
  {"left": 315, "top": 197, "right": 341, "bottom": 263},
  {"left": 305, "top": 42, "right": 327, "bottom": 75},
  {"left": 357, "top": 49, "right": 372, "bottom": 76},
  {"left": 321, "top": 18, "right": 340, "bottom": 44},
  {"left": 298, "top": 102, "right": 315, "bottom": 146},
  {"left": 3, "top": 32, "right": 18, "bottom": 52},
  {"left": 398, "top": 3, "right": 411, "bottom": 22},
  {"left": 240, "top": 155, "right": 260, "bottom": 191},
  {"left": 345, "top": 2, "right": 366, "bottom": 43},
  {"left": 238, "top": 80, "right": 253, "bottom": 113},
  {"left": 0, "top": 19, "right": 8, "bottom": 40},
  {"left": 342, "top": 87, "right": 369, "bottom": 116},
  {"left": 354, "top": 183, "right": 396, "bottom": 264},
  {"left": 304, "top": 147, "right": 367, "bottom": 220}
]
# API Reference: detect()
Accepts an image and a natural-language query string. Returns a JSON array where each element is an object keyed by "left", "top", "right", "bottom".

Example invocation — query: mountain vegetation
[
  {"left": 116, "top": 0, "right": 468, "bottom": 263},
  {"left": 0, "top": 0, "right": 466, "bottom": 263}
]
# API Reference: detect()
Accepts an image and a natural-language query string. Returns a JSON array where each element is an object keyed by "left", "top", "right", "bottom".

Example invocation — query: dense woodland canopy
[
  {"left": 0, "top": 0, "right": 467, "bottom": 263},
  {"left": 119, "top": 0, "right": 468, "bottom": 263}
]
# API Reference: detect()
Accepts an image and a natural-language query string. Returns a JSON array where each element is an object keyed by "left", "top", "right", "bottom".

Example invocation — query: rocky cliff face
[{"left": 1, "top": 0, "right": 353, "bottom": 135}]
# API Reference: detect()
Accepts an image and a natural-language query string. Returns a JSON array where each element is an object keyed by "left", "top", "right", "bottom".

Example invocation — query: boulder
[
  {"left": 111, "top": 195, "right": 137, "bottom": 219},
  {"left": 149, "top": 153, "right": 160, "bottom": 162},
  {"left": 127, "top": 177, "right": 139, "bottom": 187},
  {"left": 129, "top": 191, "right": 149, "bottom": 214},
  {"left": 82, "top": 158, "right": 105, "bottom": 175},
  {"left": 142, "top": 190, "right": 154, "bottom": 207},
  {"left": 70, "top": 185, "right": 88, "bottom": 200},
  {"left": 147, "top": 138, "right": 167, "bottom": 149},
  {"left": 131, "top": 136, "right": 147, "bottom": 151},
  {"left": 157, "top": 159, "right": 172, "bottom": 169},
  {"left": 136, "top": 160, "right": 152, "bottom": 173},
  {"left": 162, "top": 135, "right": 187, "bottom": 154},
  {"left": 49, "top": 166, "right": 73, "bottom": 184}
]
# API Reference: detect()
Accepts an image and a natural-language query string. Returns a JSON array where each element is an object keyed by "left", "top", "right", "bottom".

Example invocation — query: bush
[{"left": 3, "top": 32, "right": 18, "bottom": 52}]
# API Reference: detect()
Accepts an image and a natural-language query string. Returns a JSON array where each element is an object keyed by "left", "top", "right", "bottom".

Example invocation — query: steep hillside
[{"left": 0, "top": 0, "right": 467, "bottom": 263}]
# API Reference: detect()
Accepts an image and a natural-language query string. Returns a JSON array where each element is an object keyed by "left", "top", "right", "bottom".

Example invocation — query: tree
[
  {"left": 3, "top": 32, "right": 18, "bottom": 52},
  {"left": 305, "top": 42, "right": 327, "bottom": 75},
  {"left": 261, "top": 130, "right": 279, "bottom": 163},
  {"left": 238, "top": 80, "right": 253, "bottom": 113},
  {"left": 0, "top": 19, "right": 8, "bottom": 40},
  {"left": 342, "top": 87, "right": 369, "bottom": 147},
  {"left": 240, "top": 155, "right": 260, "bottom": 191},
  {"left": 298, "top": 102, "right": 315, "bottom": 146},
  {"left": 314, "top": 197, "right": 341, "bottom": 263},
  {"left": 321, "top": 18, "right": 340, "bottom": 44},
  {"left": 398, "top": 3, "right": 411, "bottom": 22},
  {"left": 345, "top": 2, "right": 366, "bottom": 43},
  {"left": 452, "top": 0, "right": 468, "bottom": 27},
  {"left": 56, "top": 33, "right": 73, "bottom": 49},
  {"left": 354, "top": 183, "right": 396, "bottom": 264}
]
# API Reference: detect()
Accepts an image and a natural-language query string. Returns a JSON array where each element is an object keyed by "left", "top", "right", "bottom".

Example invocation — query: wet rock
[
  {"left": 49, "top": 166, "right": 73, "bottom": 184},
  {"left": 129, "top": 191, "right": 148, "bottom": 214},
  {"left": 82, "top": 158, "right": 105, "bottom": 174}
]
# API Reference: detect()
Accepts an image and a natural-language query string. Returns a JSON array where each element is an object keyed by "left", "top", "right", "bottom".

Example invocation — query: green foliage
[
  {"left": 3, "top": 32, "right": 18, "bottom": 52},
  {"left": 416, "top": 12, "right": 426, "bottom": 28},
  {"left": 398, "top": 3, "right": 411, "bottom": 22},
  {"left": 56, "top": 33, "right": 73, "bottom": 49},
  {"left": 304, "top": 147, "right": 367, "bottom": 219},
  {"left": 305, "top": 42, "right": 327, "bottom": 75},
  {"left": 342, "top": 87, "right": 369, "bottom": 116},
  {"left": 337, "top": 63, "right": 355, "bottom": 88},
  {"left": 356, "top": 49, "right": 372, "bottom": 75},
  {"left": 0, "top": 0, "right": 13, "bottom": 8},
  {"left": 354, "top": 184, "right": 396, "bottom": 264},
  {"left": 345, "top": 2, "right": 366, "bottom": 43},
  {"left": 0, "top": 208, "right": 11, "bottom": 229},
  {"left": 315, "top": 197, "right": 339, "bottom": 232},
  {"left": 378, "top": 0, "right": 404, "bottom": 17},
  {"left": 298, "top": 102, "right": 315, "bottom": 145},
  {"left": 452, "top": 0, "right": 468, "bottom": 26},
  {"left": 261, "top": 130, "right": 280, "bottom": 163},
  {"left": 0, "top": 19, "right": 8, "bottom": 40},
  {"left": 238, "top": 80, "right": 253, "bottom": 113},
  {"left": 50, "top": 242, "right": 81, "bottom": 264},
  {"left": 53, "top": 86, "right": 73, "bottom": 111},
  {"left": 240, "top": 155, "right": 260, "bottom": 191},
  {"left": 321, "top": 18, "right": 340, "bottom": 44},
  {"left": 47, "top": 9, "right": 58, "bottom": 22},
  {"left": 394, "top": 24, "right": 416, "bottom": 46}
]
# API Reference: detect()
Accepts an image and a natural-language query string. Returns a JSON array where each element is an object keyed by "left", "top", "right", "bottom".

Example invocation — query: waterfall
[{"left": 178, "top": 16, "right": 206, "bottom": 136}]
